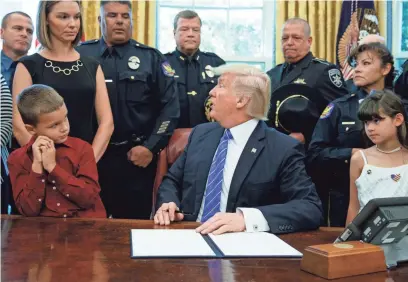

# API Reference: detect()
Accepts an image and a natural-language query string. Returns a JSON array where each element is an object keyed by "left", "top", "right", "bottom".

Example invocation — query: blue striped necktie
[{"left": 201, "top": 129, "right": 233, "bottom": 222}]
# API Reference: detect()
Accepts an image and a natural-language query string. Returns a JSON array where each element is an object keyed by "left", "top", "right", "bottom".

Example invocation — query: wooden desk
[{"left": 1, "top": 215, "right": 407, "bottom": 282}]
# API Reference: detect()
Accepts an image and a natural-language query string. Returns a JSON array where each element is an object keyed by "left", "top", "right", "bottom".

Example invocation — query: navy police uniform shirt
[
  {"left": 307, "top": 88, "right": 367, "bottom": 193},
  {"left": 267, "top": 52, "right": 349, "bottom": 107},
  {"left": 76, "top": 38, "right": 180, "bottom": 154},
  {"left": 165, "top": 49, "right": 225, "bottom": 128}
]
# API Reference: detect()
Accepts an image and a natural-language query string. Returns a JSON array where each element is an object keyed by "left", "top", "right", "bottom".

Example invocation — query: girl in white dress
[{"left": 346, "top": 90, "right": 408, "bottom": 224}]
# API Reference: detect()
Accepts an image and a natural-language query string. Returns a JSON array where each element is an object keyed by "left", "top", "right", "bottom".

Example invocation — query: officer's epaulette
[
  {"left": 336, "top": 93, "right": 358, "bottom": 103},
  {"left": 312, "top": 57, "right": 330, "bottom": 66},
  {"left": 164, "top": 51, "right": 175, "bottom": 56},
  {"left": 79, "top": 39, "right": 99, "bottom": 46},
  {"left": 200, "top": 51, "right": 221, "bottom": 58},
  {"left": 130, "top": 40, "right": 166, "bottom": 57},
  {"left": 130, "top": 39, "right": 154, "bottom": 50}
]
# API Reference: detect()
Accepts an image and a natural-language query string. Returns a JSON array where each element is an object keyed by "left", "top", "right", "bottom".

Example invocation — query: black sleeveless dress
[{"left": 19, "top": 53, "right": 99, "bottom": 144}]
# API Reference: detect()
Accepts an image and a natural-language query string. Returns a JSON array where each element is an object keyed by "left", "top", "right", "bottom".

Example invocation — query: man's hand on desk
[
  {"left": 154, "top": 202, "right": 184, "bottom": 225},
  {"left": 196, "top": 212, "right": 246, "bottom": 235}
]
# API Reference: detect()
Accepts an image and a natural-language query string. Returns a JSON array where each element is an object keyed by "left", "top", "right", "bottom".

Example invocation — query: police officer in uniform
[
  {"left": 267, "top": 18, "right": 348, "bottom": 114},
  {"left": 308, "top": 43, "right": 394, "bottom": 226},
  {"left": 308, "top": 92, "right": 365, "bottom": 227},
  {"left": 76, "top": 0, "right": 179, "bottom": 219},
  {"left": 165, "top": 10, "right": 225, "bottom": 128}
]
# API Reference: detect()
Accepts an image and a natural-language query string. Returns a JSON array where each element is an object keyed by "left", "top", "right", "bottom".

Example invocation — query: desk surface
[{"left": 1, "top": 215, "right": 407, "bottom": 282}]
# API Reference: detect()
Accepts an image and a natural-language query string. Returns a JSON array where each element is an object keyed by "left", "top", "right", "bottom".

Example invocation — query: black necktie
[
  {"left": 282, "top": 63, "right": 294, "bottom": 80},
  {"left": 108, "top": 47, "right": 116, "bottom": 56}
]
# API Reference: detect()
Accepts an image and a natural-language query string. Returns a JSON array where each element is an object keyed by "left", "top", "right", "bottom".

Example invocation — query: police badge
[
  {"left": 328, "top": 69, "right": 343, "bottom": 88},
  {"left": 294, "top": 78, "right": 306, "bottom": 84},
  {"left": 205, "top": 65, "right": 214, "bottom": 78},
  {"left": 128, "top": 56, "right": 140, "bottom": 70}
]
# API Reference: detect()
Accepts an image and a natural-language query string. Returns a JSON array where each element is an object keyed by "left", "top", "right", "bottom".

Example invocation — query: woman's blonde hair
[
  {"left": 212, "top": 64, "right": 271, "bottom": 120},
  {"left": 37, "top": 0, "right": 83, "bottom": 50}
]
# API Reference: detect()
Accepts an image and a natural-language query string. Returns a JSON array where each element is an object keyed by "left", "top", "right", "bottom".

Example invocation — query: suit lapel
[
  {"left": 194, "top": 126, "right": 225, "bottom": 214},
  {"left": 226, "top": 122, "right": 266, "bottom": 212}
]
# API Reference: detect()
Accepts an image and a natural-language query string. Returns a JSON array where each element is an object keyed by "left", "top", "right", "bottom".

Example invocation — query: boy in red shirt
[{"left": 8, "top": 84, "right": 106, "bottom": 218}]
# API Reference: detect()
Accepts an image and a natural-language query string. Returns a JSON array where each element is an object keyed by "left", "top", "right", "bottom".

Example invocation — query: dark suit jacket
[{"left": 156, "top": 121, "right": 323, "bottom": 234}]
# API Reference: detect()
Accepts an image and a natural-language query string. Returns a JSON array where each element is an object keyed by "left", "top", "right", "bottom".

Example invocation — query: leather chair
[{"left": 152, "top": 128, "right": 192, "bottom": 212}]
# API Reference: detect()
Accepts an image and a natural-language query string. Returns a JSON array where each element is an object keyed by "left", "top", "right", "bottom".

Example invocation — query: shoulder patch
[
  {"left": 328, "top": 69, "right": 343, "bottom": 88},
  {"left": 312, "top": 58, "right": 330, "bottom": 66},
  {"left": 320, "top": 103, "right": 335, "bottom": 119},
  {"left": 79, "top": 39, "right": 99, "bottom": 46},
  {"left": 161, "top": 61, "right": 175, "bottom": 77}
]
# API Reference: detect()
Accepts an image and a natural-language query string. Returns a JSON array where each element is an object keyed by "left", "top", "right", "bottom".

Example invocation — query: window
[
  {"left": 156, "top": 0, "right": 275, "bottom": 71},
  {"left": 0, "top": 0, "right": 40, "bottom": 55},
  {"left": 392, "top": 0, "right": 408, "bottom": 65}
]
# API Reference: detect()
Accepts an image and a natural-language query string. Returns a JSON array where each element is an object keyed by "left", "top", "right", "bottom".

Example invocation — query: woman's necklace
[
  {"left": 45, "top": 60, "right": 83, "bottom": 76},
  {"left": 375, "top": 145, "right": 402, "bottom": 154}
]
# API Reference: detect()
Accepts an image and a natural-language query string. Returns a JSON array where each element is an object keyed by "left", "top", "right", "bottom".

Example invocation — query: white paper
[
  {"left": 209, "top": 232, "right": 303, "bottom": 257},
  {"left": 131, "top": 229, "right": 216, "bottom": 257}
]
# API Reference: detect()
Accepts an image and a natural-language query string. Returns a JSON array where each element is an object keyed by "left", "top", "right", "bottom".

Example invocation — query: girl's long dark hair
[{"left": 358, "top": 89, "right": 408, "bottom": 148}]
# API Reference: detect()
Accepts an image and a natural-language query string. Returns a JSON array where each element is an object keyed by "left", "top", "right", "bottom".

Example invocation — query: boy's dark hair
[
  {"left": 17, "top": 84, "right": 64, "bottom": 126},
  {"left": 100, "top": 0, "right": 132, "bottom": 9},
  {"left": 348, "top": 42, "right": 395, "bottom": 88},
  {"left": 358, "top": 89, "right": 408, "bottom": 148},
  {"left": 1, "top": 11, "right": 32, "bottom": 29},
  {"left": 173, "top": 10, "right": 201, "bottom": 30}
]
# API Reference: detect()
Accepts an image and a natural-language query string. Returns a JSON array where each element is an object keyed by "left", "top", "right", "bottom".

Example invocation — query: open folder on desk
[{"left": 130, "top": 229, "right": 303, "bottom": 258}]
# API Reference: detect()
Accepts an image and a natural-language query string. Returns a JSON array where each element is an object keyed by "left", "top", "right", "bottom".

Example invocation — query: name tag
[
  {"left": 105, "top": 79, "right": 113, "bottom": 83},
  {"left": 342, "top": 121, "right": 355, "bottom": 125}
]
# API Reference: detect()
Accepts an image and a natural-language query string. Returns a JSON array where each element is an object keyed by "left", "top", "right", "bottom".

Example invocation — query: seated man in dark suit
[{"left": 154, "top": 64, "right": 323, "bottom": 235}]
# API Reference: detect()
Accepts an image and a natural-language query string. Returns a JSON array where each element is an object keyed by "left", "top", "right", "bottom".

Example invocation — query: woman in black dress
[{"left": 12, "top": 0, "right": 113, "bottom": 162}]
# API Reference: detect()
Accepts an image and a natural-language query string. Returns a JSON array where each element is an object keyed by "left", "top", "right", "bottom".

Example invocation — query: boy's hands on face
[{"left": 40, "top": 137, "right": 57, "bottom": 173}]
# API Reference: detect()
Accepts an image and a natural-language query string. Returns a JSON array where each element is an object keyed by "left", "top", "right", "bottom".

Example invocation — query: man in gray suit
[{"left": 154, "top": 64, "right": 323, "bottom": 235}]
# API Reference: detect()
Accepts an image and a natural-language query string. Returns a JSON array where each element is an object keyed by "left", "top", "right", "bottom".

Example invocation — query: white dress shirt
[{"left": 196, "top": 119, "right": 270, "bottom": 232}]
